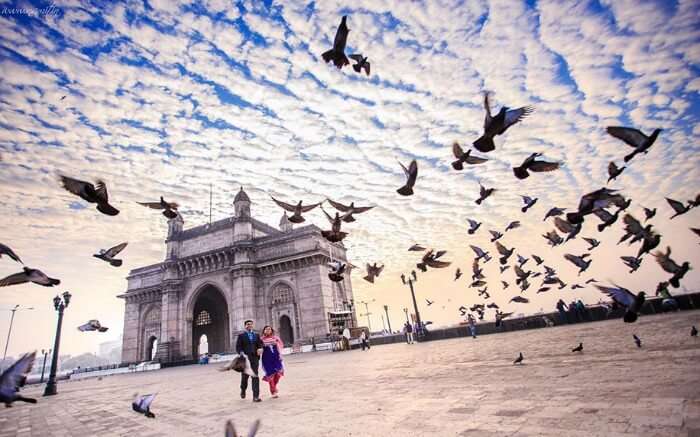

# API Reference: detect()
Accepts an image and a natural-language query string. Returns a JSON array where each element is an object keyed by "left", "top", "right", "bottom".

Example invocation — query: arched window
[
  {"left": 195, "top": 310, "right": 212, "bottom": 326},
  {"left": 272, "top": 284, "right": 294, "bottom": 305}
]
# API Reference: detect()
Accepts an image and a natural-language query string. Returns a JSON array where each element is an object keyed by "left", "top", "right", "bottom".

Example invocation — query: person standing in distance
[{"left": 236, "top": 319, "right": 264, "bottom": 402}]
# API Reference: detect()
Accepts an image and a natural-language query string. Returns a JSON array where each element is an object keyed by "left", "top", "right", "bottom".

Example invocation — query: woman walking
[{"left": 261, "top": 326, "right": 285, "bottom": 398}]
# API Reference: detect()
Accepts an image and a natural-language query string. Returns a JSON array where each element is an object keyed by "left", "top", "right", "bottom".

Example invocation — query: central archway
[
  {"left": 279, "top": 315, "right": 294, "bottom": 345},
  {"left": 191, "top": 285, "right": 229, "bottom": 357}
]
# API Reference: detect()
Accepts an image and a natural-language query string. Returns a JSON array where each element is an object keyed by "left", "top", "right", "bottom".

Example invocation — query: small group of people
[
  {"left": 556, "top": 299, "right": 590, "bottom": 324},
  {"left": 235, "top": 320, "right": 285, "bottom": 402}
]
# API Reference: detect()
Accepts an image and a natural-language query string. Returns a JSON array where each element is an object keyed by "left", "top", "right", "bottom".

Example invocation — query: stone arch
[
  {"left": 146, "top": 336, "right": 158, "bottom": 361},
  {"left": 187, "top": 283, "right": 230, "bottom": 357},
  {"left": 268, "top": 281, "right": 300, "bottom": 346},
  {"left": 140, "top": 304, "right": 161, "bottom": 361}
]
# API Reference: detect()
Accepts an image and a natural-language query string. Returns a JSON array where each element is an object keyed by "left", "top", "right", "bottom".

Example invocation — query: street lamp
[
  {"left": 43, "top": 291, "right": 72, "bottom": 397},
  {"left": 2, "top": 305, "right": 34, "bottom": 360},
  {"left": 400, "top": 270, "right": 424, "bottom": 340},
  {"left": 383, "top": 305, "right": 392, "bottom": 333},
  {"left": 40, "top": 348, "right": 51, "bottom": 383},
  {"left": 358, "top": 300, "right": 374, "bottom": 332},
  {"left": 403, "top": 307, "right": 410, "bottom": 324}
]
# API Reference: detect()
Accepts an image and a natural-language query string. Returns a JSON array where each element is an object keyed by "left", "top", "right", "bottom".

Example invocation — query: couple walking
[{"left": 236, "top": 320, "right": 285, "bottom": 402}]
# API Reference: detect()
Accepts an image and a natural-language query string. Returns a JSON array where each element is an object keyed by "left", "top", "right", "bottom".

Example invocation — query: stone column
[
  {"left": 121, "top": 297, "right": 140, "bottom": 363},
  {"left": 230, "top": 246, "right": 256, "bottom": 339},
  {"left": 155, "top": 280, "right": 182, "bottom": 362}
]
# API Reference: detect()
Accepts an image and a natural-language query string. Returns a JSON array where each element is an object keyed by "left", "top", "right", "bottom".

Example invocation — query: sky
[{"left": 0, "top": 0, "right": 699, "bottom": 359}]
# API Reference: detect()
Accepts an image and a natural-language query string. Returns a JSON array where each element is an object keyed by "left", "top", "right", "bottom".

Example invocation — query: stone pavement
[{"left": 1, "top": 311, "right": 700, "bottom": 437}]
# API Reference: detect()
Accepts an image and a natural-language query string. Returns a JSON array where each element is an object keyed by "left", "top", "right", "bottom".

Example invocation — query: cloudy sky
[{"left": 0, "top": 0, "right": 699, "bottom": 359}]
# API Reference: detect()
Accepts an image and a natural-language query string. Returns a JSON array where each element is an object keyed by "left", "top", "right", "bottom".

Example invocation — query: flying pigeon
[
  {"left": 583, "top": 237, "right": 600, "bottom": 251},
  {"left": 572, "top": 343, "right": 583, "bottom": 353},
  {"left": 321, "top": 16, "right": 350, "bottom": 69},
  {"left": 607, "top": 162, "right": 625, "bottom": 183},
  {"left": 505, "top": 221, "right": 521, "bottom": 232},
  {"left": 489, "top": 230, "right": 503, "bottom": 242},
  {"left": 536, "top": 286, "right": 551, "bottom": 294},
  {"left": 666, "top": 197, "right": 694, "bottom": 219},
  {"left": 327, "top": 261, "right": 346, "bottom": 282},
  {"left": 363, "top": 263, "right": 384, "bottom": 283},
  {"left": 519, "top": 277, "right": 531, "bottom": 292},
  {"left": 633, "top": 334, "right": 642, "bottom": 348},
  {"left": 425, "top": 299, "right": 434, "bottom": 306},
  {"left": 532, "top": 255, "right": 544, "bottom": 266},
  {"left": 470, "top": 280, "right": 487, "bottom": 288},
  {"left": 643, "top": 207, "right": 656, "bottom": 222},
  {"left": 325, "top": 199, "right": 374, "bottom": 223},
  {"left": 513, "top": 153, "right": 560, "bottom": 179},
  {"left": 397, "top": 160, "right": 418, "bottom": 196},
  {"left": 94, "top": 242, "right": 128, "bottom": 267},
  {"left": 571, "top": 284, "right": 584, "bottom": 290},
  {"left": 225, "top": 419, "right": 261, "bottom": 437},
  {"left": 542, "top": 230, "right": 563, "bottom": 247},
  {"left": 585, "top": 278, "right": 598, "bottom": 284},
  {"left": 520, "top": 195, "right": 538, "bottom": 213},
  {"left": 513, "top": 352, "right": 524, "bottom": 364},
  {"left": 499, "top": 265, "right": 510, "bottom": 274},
  {"left": 653, "top": 246, "right": 690, "bottom": 288},
  {"left": 137, "top": 196, "right": 179, "bottom": 219},
  {"left": 501, "top": 280, "right": 509, "bottom": 289},
  {"left": 556, "top": 278, "right": 567, "bottom": 289},
  {"left": 495, "top": 242, "right": 514, "bottom": 265},
  {"left": 470, "top": 245, "right": 491, "bottom": 263},
  {"left": 271, "top": 197, "right": 321, "bottom": 223},
  {"left": 417, "top": 249, "right": 451, "bottom": 271},
  {"left": 474, "top": 92, "right": 533, "bottom": 153},
  {"left": 411, "top": 270, "right": 418, "bottom": 281},
  {"left": 564, "top": 253, "right": 591, "bottom": 275},
  {"left": 477, "top": 287, "right": 490, "bottom": 299},
  {"left": 606, "top": 126, "right": 662, "bottom": 163},
  {"left": 0, "top": 351, "right": 36, "bottom": 407},
  {"left": 567, "top": 188, "right": 626, "bottom": 225},
  {"left": 593, "top": 208, "right": 621, "bottom": 232},
  {"left": 543, "top": 207, "right": 566, "bottom": 221},
  {"left": 616, "top": 197, "right": 632, "bottom": 213},
  {"left": 132, "top": 393, "right": 156, "bottom": 418},
  {"left": 320, "top": 207, "right": 348, "bottom": 242},
  {"left": 475, "top": 183, "right": 496, "bottom": 205},
  {"left": 472, "top": 260, "right": 484, "bottom": 280},
  {"left": 514, "top": 265, "right": 531, "bottom": 285},
  {"left": 78, "top": 320, "right": 109, "bottom": 333},
  {"left": 454, "top": 268, "right": 463, "bottom": 281},
  {"left": 467, "top": 219, "right": 482, "bottom": 235},
  {"left": 408, "top": 244, "right": 426, "bottom": 252},
  {"left": 543, "top": 265, "right": 557, "bottom": 277},
  {"left": 59, "top": 175, "right": 120, "bottom": 216},
  {"left": 619, "top": 214, "right": 652, "bottom": 246},
  {"left": 0, "top": 267, "right": 60, "bottom": 287},
  {"left": 532, "top": 272, "right": 543, "bottom": 279},
  {"left": 692, "top": 228, "right": 700, "bottom": 242},
  {"left": 349, "top": 54, "right": 370, "bottom": 76},
  {"left": 451, "top": 143, "right": 488, "bottom": 170},
  {"left": 517, "top": 254, "right": 528, "bottom": 268},
  {"left": 487, "top": 302, "right": 500, "bottom": 309},
  {"left": 621, "top": 256, "right": 642, "bottom": 273},
  {"left": 458, "top": 306, "right": 467, "bottom": 316},
  {"left": 595, "top": 284, "right": 646, "bottom": 323},
  {"left": 0, "top": 243, "right": 22, "bottom": 264},
  {"left": 554, "top": 217, "right": 581, "bottom": 242},
  {"left": 637, "top": 230, "right": 661, "bottom": 259}
]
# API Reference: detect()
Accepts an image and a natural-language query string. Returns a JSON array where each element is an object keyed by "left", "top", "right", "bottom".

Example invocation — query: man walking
[
  {"left": 360, "top": 330, "right": 370, "bottom": 351},
  {"left": 404, "top": 322, "right": 414, "bottom": 344},
  {"left": 236, "top": 319, "right": 264, "bottom": 402},
  {"left": 467, "top": 314, "right": 477, "bottom": 339}
]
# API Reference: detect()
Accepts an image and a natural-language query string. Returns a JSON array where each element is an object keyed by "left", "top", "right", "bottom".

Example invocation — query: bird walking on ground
[
  {"left": 474, "top": 92, "right": 533, "bottom": 153},
  {"left": 397, "top": 160, "right": 418, "bottom": 196},
  {"left": 606, "top": 126, "right": 661, "bottom": 163},
  {"left": 59, "top": 175, "right": 119, "bottom": 216},
  {"left": 0, "top": 352, "right": 37, "bottom": 407},
  {"left": 513, "top": 153, "right": 560, "bottom": 179},
  {"left": 94, "top": 242, "right": 128, "bottom": 267},
  {"left": 513, "top": 352, "right": 524, "bottom": 365},
  {"left": 596, "top": 284, "right": 646, "bottom": 323},
  {"left": 0, "top": 243, "right": 22, "bottom": 264},
  {"left": 137, "top": 196, "right": 179, "bottom": 219},
  {"left": 321, "top": 16, "right": 350, "bottom": 69},
  {"left": 572, "top": 343, "right": 583, "bottom": 353}
]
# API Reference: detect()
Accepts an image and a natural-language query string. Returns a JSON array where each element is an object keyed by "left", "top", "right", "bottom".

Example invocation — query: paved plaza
[{"left": 1, "top": 311, "right": 700, "bottom": 437}]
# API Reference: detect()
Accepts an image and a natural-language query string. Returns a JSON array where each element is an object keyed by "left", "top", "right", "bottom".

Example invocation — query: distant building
[
  {"left": 119, "top": 187, "right": 356, "bottom": 363},
  {"left": 98, "top": 335, "right": 123, "bottom": 362}
]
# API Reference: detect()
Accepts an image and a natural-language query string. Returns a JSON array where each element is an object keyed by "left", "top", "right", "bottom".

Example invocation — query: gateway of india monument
[{"left": 119, "top": 187, "right": 356, "bottom": 363}]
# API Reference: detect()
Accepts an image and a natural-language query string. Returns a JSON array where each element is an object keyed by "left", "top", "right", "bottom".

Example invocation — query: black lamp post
[
  {"left": 401, "top": 270, "right": 423, "bottom": 340},
  {"left": 383, "top": 305, "right": 392, "bottom": 333},
  {"left": 43, "top": 291, "right": 71, "bottom": 397},
  {"left": 40, "top": 348, "right": 51, "bottom": 383}
]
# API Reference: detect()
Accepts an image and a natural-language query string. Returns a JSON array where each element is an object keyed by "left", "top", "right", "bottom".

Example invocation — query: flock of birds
[{"left": 0, "top": 13, "right": 697, "bottom": 437}]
